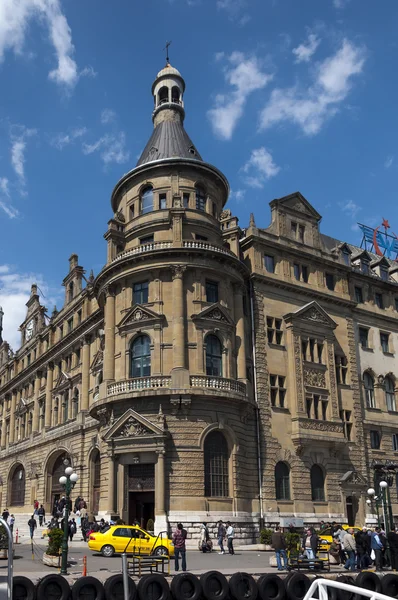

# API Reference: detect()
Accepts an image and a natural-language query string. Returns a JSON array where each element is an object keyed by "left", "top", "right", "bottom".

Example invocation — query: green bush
[
  {"left": 46, "top": 528, "right": 64, "bottom": 556},
  {"left": 259, "top": 528, "right": 273, "bottom": 545},
  {"left": 285, "top": 532, "right": 300, "bottom": 551},
  {"left": 146, "top": 519, "right": 155, "bottom": 533}
]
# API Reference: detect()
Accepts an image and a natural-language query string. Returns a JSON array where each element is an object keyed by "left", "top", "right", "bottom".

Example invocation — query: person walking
[
  {"left": 355, "top": 527, "right": 371, "bottom": 570},
  {"left": 343, "top": 528, "right": 356, "bottom": 572},
  {"left": 69, "top": 518, "right": 77, "bottom": 542},
  {"left": 371, "top": 527, "right": 384, "bottom": 571},
  {"left": 33, "top": 500, "right": 39, "bottom": 515},
  {"left": 329, "top": 536, "right": 341, "bottom": 564},
  {"left": 173, "top": 523, "right": 187, "bottom": 571},
  {"left": 226, "top": 521, "right": 235, "bottom": 555},
  {"left": 271, "top": 526, "right": 287, "bottom": 571},
  {"left": 387, "top": 528, "right": 398, "bottom": 572},
  {"left": 1, "top": 508, "right": 9, "bottom": 522},
  {"left": 37, "top": 505, "right": 46, "bottom": 527},
  {"left": 7, "top": 515, "right": 15, "bottom": 538},
  {"left": 28, "top": 515, "right": 37, "bottom": 539},
  {"left": 199, "top": 522, "right": 211, "bottom": 553},
  {"left": 301, "top": 528, "right": 319, "bottom": 563},
  {"left": 217, "top": 520, "right": 226, "bottom": 554}
]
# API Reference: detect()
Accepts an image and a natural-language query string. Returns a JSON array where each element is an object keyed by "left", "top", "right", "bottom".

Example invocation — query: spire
[{"left": 136, "top": 61, "right": 202, "bottom": 167}]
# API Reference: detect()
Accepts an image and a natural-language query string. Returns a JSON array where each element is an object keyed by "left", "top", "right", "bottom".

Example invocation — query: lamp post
[
  {"left": 371, "top": 459, "right": 398, "bottom": 532},
  {"left": 59, "top": 459, "right": 78, "bottom": 575}
]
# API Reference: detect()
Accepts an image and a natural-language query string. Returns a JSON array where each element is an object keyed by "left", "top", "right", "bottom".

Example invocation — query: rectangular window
[
  {"left": 380, "top": 268, "right": 388, "bottom": 282},
  {"left": 362, "top": 261, "right": 369, "bottom": 275},
  {"left": 75, "top": 347, "right": 81, "bottom": 365},
  {"left": 342, "top": 251, "right": 351, "bottom": 266},
  {"left": 27, "top": 354, "right": 31, "bottom": 366},
  {"left": 294, "top": 263, "right": 300, "bottom": 280},
  {"left": 335, "top": 355, "right": 348, "bottom": 385},
  {"left": 130, "top": 204, "right": 135, "bottom": 218},
  {"left": 302, "top": 265, "right": 309, "bottom": 283},
  {"left": 393, "top": 434, "right": 398, "bottom": 452},
  {"left": 340, "top": 410, "right": 352, "bottom": 440},
  {"left": 212, "top": 202, "right": 217, "bottom": 217},
  {"left": 206, "top": 280, "right": 219, "bottom": 303},
  {"left": 195, "top": 234, "right": 208, "bottom": 241},
  {"left": 293, "top": 264, "right": 308, "bottom": 282},
  {"left": 306, "top": 397, "right": 312, "bottom": 419},
  {"left": 264, "top": 255, "right": 275, "bottom": 273},
  {"left": 380, "top": 332, "right": 390, "bottom": 353},
  {"left": 159, "top": 193, "right": 167, "bottom": 210},
  {"left": 395, "top": 298, "right": 398, "bottom": 312},
  {"left": 140, "top": 235, "right": 154, "bottom": 245},
  {"left": 299, "top": 225, "right": 305, "bottom": 243},
  {"left": 325, "top": 273, "right": 335, "bottom": 291},
  {"left": 291, "top": 222, "right": 297, "bottom": 236},
  {"left": 183, "top": 193, "right": 190, "bottom": 208},
  {"left": 267, "top": 317, "right": 283, "bottom": 345},
  {"left": 270, "top": 374, "right": 286, "bottom": 408},
  {"left": 133, "top": 281, "right": 149, "bottom": 304},
  {"left": 370, "top": 430, "right": 381, "bottom": 449},
  {"left": 355, "top": 286, "right": 363, "bottom": 303},
  {"left": 359, "top": 327, "right": 369, "bottom": 349},
  {"left": 375, "top": 293, "right": 384, "bottom": 309},
  {"left": 67, "top": 318, "right": 73, "bottom": 332}
]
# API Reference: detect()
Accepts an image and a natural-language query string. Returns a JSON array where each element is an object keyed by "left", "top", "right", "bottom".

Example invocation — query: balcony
[
  {"left": 190, "top": 376, "right": 246, "bottom": 395},
  {"left": 291, "top": 417, "right": 347, "bottom": 455},
  {"left": 107, "top": 377, "right": 171, "bottom": 396}
]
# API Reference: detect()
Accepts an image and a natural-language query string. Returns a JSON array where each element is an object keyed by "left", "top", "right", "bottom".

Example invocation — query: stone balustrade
[
  {"left": 107, "top": 376, "right": 171, "bottom": 395},
  {"left": 190, "top": 375, "right": 246, "bottom": 395}
]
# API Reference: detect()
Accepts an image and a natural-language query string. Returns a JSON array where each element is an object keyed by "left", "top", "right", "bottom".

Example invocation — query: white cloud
[
  {"left": 217, "top": 0, "right": 250, "bottom": 24},
  {"left": 51, "top": 127, "right": 87, "bottom": 150},
  {"left": 242, "top": 147, "right": 280, "bottom": 188},
  {"left": 260, "top": 39, "right": 365, "bottom": 135},
  {"left": 10, "top": 126, "right": 36, "bottom": 185},
  {"left": 101, "top": 109, "right": 116, "bottom": 125},
  {"left": 230, "top": 189, "right": 246, "bottom": 203},
  {"left": 82, "top": 132, "right": 130, "bottom": 165},
  {"left": 293, "top": 33, "right": 320, "bottom": 63},
  {"left": 340, "top": 199, "right": 361, "bottom": 218},
  {"left": 384, "top": 155, "right": 394, "bottom": 169},
  {"left": 333, "top": 0, "right": 350, "bottom": 8},
  {"left": 0, "top": 0, "right": 89, "bottom": 88},
  {"left": 0, "top": 177, "right": 18, "bottom": 219},
  {"left": 208, "top": 52, "right": 273, "bottom": 140}
]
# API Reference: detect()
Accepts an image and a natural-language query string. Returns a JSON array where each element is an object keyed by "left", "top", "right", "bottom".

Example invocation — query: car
[
  {"left": 318, "top": 525, "right": 361, "bottom": 550},
  {"left": 88, "top": 525, "right": 174, "bottom": 558}
]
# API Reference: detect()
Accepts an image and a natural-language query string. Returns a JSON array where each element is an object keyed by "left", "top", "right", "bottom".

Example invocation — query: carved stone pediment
[
  {"left": 340, "top": 470, "right": 367, "bottom": 488},
  {"left": 53, "top": 371, "right": 72, "bottom": 390},
  {"left": 103, "top": 408, "right": 165, "bottom": 442},
  {"left": 15, "top": 397, "right": 28, "bottom": 417},
  {"left": 272, "top": 192, "right": 321, "bottom": 221},
  {"left": 117, "top": 305, "right": 165, "bottom": 335},
  {"left": 90, "top": 349, "right": 103, "bottom": 373},
  {"left": 285, "top": 301, "right": 337, "bottom": 330},
  {"left": 192, "top": 303, "right": 235, "bottom": 328}
]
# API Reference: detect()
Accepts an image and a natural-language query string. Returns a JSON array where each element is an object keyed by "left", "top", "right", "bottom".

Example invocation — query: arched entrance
[
  {"left": 45, "top": 452, "right": 70, "bottom": 513},
  {"left": 9, "top": 464, "right": 25, "bottom": 507}
]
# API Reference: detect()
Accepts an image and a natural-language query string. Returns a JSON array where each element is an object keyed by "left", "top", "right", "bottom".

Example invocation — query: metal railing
[
  {"left": 107, "top": 377, "right": 171, "bottom": 395},
  {"left": 190, "top": 376, "right": 246, "bottom": 394},
  {"left": 304, "top": 578, "right": 391, "bottom": 600}
]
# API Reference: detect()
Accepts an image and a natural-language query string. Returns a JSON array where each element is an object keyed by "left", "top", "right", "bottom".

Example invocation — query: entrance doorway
[
  {"left": 127, "top": 463, "right": 155, "bottom": 529},
  {"left": 346, "top": 495, "right": 358, "bottom": 526}
]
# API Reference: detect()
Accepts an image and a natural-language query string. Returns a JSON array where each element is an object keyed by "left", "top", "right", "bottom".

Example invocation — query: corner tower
[{"left": 93, "top": 62, "right": 258, "bottom": 539}]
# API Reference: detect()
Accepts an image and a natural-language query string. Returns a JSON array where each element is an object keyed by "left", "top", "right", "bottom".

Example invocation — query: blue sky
[{"left": 0, "top": 0, "right": 397, "bottom": 348}]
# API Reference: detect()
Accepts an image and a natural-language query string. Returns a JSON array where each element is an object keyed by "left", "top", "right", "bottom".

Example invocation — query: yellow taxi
[
  {"left": 318, "top": 524, "right": 361, "bottom": 550},
  {"left": 88, "top": 525, "right": 174, "bottom": 557}
]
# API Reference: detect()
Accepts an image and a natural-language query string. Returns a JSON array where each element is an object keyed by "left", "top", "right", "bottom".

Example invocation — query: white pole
[{"left": 121, "top": 553, "right": 129, "bottom": 600}]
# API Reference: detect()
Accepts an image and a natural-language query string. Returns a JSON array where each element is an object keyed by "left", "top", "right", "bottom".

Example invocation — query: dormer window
[
  {"left": 361, "top": 260, "right": 369, "bottom": 275},
  {"left": 141, "top": 186, "right": 153, "bottom": 215},
  {"left": 189, "top": 146, "right": 196, "bottom": 156},
  {"left": 342, "top": 250, "right": 351, "bottom": 266},
  {"left": 380, "top": 267, "right": 389, "bottom": 282}
]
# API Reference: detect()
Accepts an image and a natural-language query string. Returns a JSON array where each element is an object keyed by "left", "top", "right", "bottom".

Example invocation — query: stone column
[
  {"left": 9, "top": 390, "right": 17, "bottom": 444},
  {"left": 68, "top": 387, "right": 73, "bottom": 420},
  {"left": 155, "top": 450, "right": 168, "bottom": 535},
  {"left": 32, "top": 372, "right": 41, "bottom": 433},
  {"left": 1, "top": 402, "right": 6, "bottom": 448},
  {"left": 45, "top": 364, "right": 54, "bottom": 428},
  {"left": 104, "top": 287, "right": 115, "bottom": 381},
  {"left": 171, "top": 266, "right": 186, "bottom": 369},
  {"left": 81, "top": 337, "right": 90, "bottom": 410},
  {"left": 107, "top": 452, "right": 115, "bottom": 514},
  {"left": 233, "top": 284, "right": 247, "bottom": 381}
]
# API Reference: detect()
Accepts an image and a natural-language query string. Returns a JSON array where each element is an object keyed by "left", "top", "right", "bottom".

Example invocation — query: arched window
[
  {"left": 205, "top": 335, "right": 222, "bottom": 377},
  {"left": 204, "top": 430, "right": 229, "bottom": 497},
  {"left": 10, "top": 465, "right": 25, "bottom": 506},
  {"left": 364, "top": 372, "right": 376, "bottom": 408},
  {"left": 141, "top": 186, "right": 154, "bottom": 215},
  {"left": 385, "top": 376, "right": 396, "bottom": 412},
  {"left": 172, "top": 86, "right": 180, "bottom": 103},
  {"left": 130, "top": 335, "right": 151, "bottom": 378},
  {"left": 195, "top": 186, "right": 206, "bottom": 211},
  {"left": 68, "top": 282, "right": 74, "bottom": 303},
  {"left": 310, "top": 464, "right": 325, "bottom": 501},
  {"left": 275, "top": 462, "right": 290, "bottom": 500},
  {"left": 158, "top": 86, "right": 169, "bottom": 104}
]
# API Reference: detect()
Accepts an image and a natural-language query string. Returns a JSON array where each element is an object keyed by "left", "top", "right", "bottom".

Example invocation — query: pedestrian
[
  {"left": 1, "top": 508, "right": 9, "bottom": 522},
  {"left": 28, "top": 514, "right": 37, "bottom": 539},
  {"left": 343, "top": 528, "right": 356, "bottom": 572},
  {"left": 199, "top": 522, "right": 211, "bottom": 553},
  {"left": 33, "top": 500, "right": 39, "bottom": 515},
  {"left": 217, "top": 520, "right": 226, "bottom": 554},
  {"left": 7, "top": 515, "right": 15, "bottom": 537},
  {"left": 329, "top": 535, "right": 341, "bottom": 564},
  {"left": 69, "top": 518, "right": 77, "bottom": 542},
  {"left": 387, "top": 528, "right": 398, "bottom": 572},
  {"left": 355, "top": 527, "right": 370, "bottom": 570},
  {"left": 371, "top": 527, "right": 384, "bottom": 571},
  {"left": 37, "top": 504, "right": 46, "bottom": 527},
  {"left": 172, "top": 523, "right": 187, "bottom": 571},
  {"left": 301, "top": 528, "right": 319, "bottom": 564},
  {"left": 271, "top": 525, "right": 287, "bottom": 571},
  {"left": 226, "top": 521, "right": 235, "bottom": 555},
  {"left": 335, "top": 525, "right": 347, "bottom": 564}
]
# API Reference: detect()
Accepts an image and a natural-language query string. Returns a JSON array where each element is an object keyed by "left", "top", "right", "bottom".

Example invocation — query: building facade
[{"left": 0, "top": 62, "right": 397, "bottom": 540}]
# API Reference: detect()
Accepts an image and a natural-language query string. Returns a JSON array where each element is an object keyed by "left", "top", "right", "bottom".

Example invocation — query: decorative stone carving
[
  {"left": 220, "top": 209, "right": 231, "bottom": 220},
  {"left": 300, "top": 419, "right": 343, "bottom": 433},
  {"left": 97, "top": 407, "right": 110, "bottom": 427},
  {"left": 293, "top": 333, "right": 304, "bottom": 412},
  {"left": 302, "top": 308, "right": 329, "bottom": 325},
  {"left": 293, "top": 202, "right": 306, "bottom": 213},
  {"left": 27, "top": 461, "right": 42, "bottom": 479},
  {"left": 304, "top": 368, "right": 326, "bottom": 388},
  {"left": 119, "top": 416, "right": 151, "bottom": 437},
  {"left": 171, "top": 265, "right": 186, "bottom": 280},
  {"left": 327, "top": 343, "right": 340, "bottom": 419}
]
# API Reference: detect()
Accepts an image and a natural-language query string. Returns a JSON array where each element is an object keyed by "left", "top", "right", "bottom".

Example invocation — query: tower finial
[{"left": 164, "top": 40, "right": 172, "bottom": 64}]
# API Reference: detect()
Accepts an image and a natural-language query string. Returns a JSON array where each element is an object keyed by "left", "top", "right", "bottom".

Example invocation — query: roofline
[{"left": 111, "top": 157, "right": 230, "bottom": 212}]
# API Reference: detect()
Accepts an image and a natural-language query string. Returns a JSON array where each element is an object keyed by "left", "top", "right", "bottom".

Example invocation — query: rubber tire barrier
[
  {"left": 257, "top": 574, "right": 285, "bottom": 600},
  {"left": 13, "top": 576, "right": 36, "bottom": 600},
  {"left": 171, "top": 573, "right": 202, "bottom": 600},
  {"left": 36, "top": 574, "right": 71, "bottom": 600},
  {"left": 137, "top": 574, "right": 170, "bottom": 600},
  {"left": 200, "top": 571, "right": 229, "bottom": 600},
  {"left": 333, "top": 576, "right": 355, "bottom": 600},
  {"left": 71, "top": 576, "right": 105, "bottom": 600},
  {"left": 104, "top": 574, "right": 137, "bottom": 600},
  {"left": 229, "top": 573, "right": 258, "bottom": 600},
  {"left": 355, "top": 572, "right": 381, "bottom": 594},
  {"left": 285, "top": 573, "right": 310, "bottom": 600},
  {"left": 381, "top": 574, "right": 398, "bottom": 598}
]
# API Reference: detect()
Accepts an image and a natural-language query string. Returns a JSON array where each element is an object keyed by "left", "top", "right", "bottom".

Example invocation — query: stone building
[{"left": 0, "top": 62, "right": 397, "bottom": 540}]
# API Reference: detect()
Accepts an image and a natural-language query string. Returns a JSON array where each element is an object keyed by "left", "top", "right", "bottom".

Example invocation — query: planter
[
  {"left": 43, "top": 553, "right": 61, "bottom": 567},
  {"left": 258, "top": 544, "right": 272, "bottom": 551}
]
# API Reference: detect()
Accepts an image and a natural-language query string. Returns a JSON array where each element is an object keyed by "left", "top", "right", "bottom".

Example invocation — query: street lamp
[
  {"left": 371, "top": 459, "right": 398, "bottom": 533},
  {"left": 367, "top": 487, "right": 381, "bottom": 527},
  {"left": 59, "top": 459, "right": 78, "bottom": 575}
]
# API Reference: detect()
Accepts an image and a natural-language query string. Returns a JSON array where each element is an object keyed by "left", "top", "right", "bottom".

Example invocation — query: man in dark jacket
[
  {"left": 387, "top": 528, "right": 398, "bottom": 571},
  {"left": 355, "top": 527, "right": 371, "bottom": 570},
  {"left": 217, "top": 520, "right": 226, "bottom": 555},
  {"left": 271, "top": 526, "right": 287, "bottom": 571},
  {"left": 301, "top": 528, "right": 319, "bottom": 560}
]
